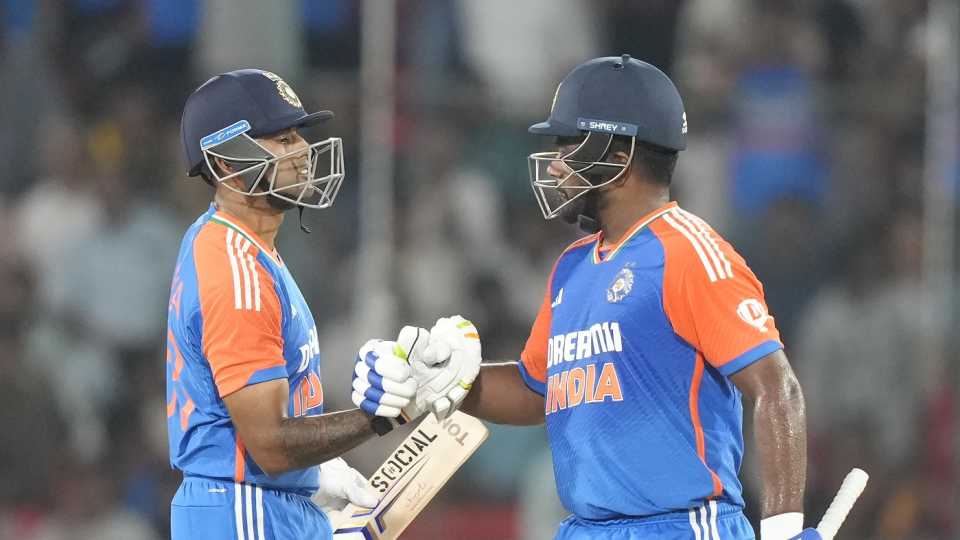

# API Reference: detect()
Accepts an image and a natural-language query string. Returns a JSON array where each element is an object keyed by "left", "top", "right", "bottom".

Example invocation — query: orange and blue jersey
[
  {"left": 166, "top": 204, "right": 324, "bottom": 494},
  {"left": 518, "top": 201, "right": 783, "bottom": 521}
]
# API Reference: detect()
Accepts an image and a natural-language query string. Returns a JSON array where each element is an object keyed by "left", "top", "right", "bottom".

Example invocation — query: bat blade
[{"left": 332, "top": 411, "right": 489, "bottom": 540}]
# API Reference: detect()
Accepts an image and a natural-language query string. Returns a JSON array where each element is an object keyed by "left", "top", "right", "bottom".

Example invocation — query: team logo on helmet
[
  {"left": 262, "top": 71, "right": 302, "bottom": 108},
  {"left": 681, "top": 112, "right": 688, "bottom": 135},
  {"left": 607, "top": 267, "right": 635, "bottom": 303}
]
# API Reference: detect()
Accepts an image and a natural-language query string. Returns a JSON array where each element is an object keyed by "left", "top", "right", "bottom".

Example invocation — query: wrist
[
  {"left": 760, "top": 512, "right": 804, "bottom": 540},
  {"left": 368, "top": 415, "right": 405, "bottom": 436}
]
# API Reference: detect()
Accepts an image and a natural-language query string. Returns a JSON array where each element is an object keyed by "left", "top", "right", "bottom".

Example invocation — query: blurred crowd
[{"left": 0, "top": 1, "right": 955, "bottom": 539}]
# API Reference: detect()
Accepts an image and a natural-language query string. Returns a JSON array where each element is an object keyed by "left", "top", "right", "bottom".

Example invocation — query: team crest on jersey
[
  {"left": 606, "top": 267, "right": 634, "bottom": 303},
  {"left": 262, "top": 71, "right": 302, "bottom": 108}
]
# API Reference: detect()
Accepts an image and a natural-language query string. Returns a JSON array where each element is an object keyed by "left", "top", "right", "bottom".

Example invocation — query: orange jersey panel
[
  {"left": 193, "top": 223, "right": 285, "bottom": 397},
  {"left": 650, "top": 208, "right": 782, "bottom": 372},
  {"left": 521, "top": 233, "right": 600, "bottom": 386}
]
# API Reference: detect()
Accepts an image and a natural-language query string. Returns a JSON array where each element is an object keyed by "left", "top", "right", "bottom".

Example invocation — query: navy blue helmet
[
  {"left": 180, "top": 69, "right": 344, "bottom": 209},
  {"left": 528, "top": 55, "right": 686, "bottom": 221}
]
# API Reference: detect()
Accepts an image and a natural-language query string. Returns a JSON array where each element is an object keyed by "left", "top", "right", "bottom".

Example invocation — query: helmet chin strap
[
  {"left": 255, "top": 171, "right": 312, "bottom": 233},
  {"left": 264, "top": 195, "right": 312, "bottom": 233},
  {"left": 297, "top": 206, "right": 311, "bottom": 234},
  {"left": 560, "top": 190, "right": 602, "bottom": 233},
  {"left": 576, "top": 191, "right": 601, "bottom": 233}
]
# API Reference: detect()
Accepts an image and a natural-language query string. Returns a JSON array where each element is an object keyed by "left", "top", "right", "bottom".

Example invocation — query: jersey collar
[
  {"left": 208, "top": 206, "right": 282, "bottom": 265},
  {"left": 593, "top": 201, "right": 678, "bottom": 263}
]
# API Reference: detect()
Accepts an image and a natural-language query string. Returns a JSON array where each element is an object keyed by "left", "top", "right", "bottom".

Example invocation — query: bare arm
[
  {"left": 224, "top": 379, "right": 378, "bottom": 476},
  {"left": 460, "top": 362, "right": 545, "bottom": 426},
  {"left": 729, "top": 349, "right": 807, "bottom": 518}
]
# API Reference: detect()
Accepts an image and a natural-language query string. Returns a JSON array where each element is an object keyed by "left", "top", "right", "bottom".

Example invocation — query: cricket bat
[
  {"left": 815, "top": 468, "right": 869, "bottom": 540},
  {"left": 331, "top": 410, "right": 489, "bottom": 540}
]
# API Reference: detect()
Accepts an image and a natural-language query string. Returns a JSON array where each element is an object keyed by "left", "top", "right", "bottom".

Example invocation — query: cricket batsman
[
  {"left": 166, "top": 69, "right": 479, "bottom": 539},
  {"left": 452, "top": 55, "right": 817, "bottom": 539}
]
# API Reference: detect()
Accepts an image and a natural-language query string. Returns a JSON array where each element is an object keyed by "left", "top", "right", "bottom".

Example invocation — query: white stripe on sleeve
[
  {"left": 680, "top": 210, "right": 734, "bottom": 278},
  {"left": 225, "top": 230, "right": 242, "bottom": 309},
  {"left": 672, "top": 210, "right": 728, "bottom": 280},
  {"left": 663, "top": 213, "right": 719, "bottom": 282},
  {"left": 236, "top": 236, "right": 253, "bottom": 310},
  {"left": 247, "top": 254, "right": 261, "bottom": 312}
]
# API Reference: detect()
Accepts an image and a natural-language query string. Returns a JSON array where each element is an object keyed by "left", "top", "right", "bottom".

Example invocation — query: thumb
[
  {"left": 344, "top": 475, "right": 379, "bottom": 509},
  {"left": 396, "top": 326, "right": 428, "bottom": 361}
]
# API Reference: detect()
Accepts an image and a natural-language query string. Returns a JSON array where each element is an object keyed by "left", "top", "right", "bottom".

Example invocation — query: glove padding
[
  {"left": 761, "top": 512, "right": 815, "bottom": 540},
  {"left": 352, "top": 339, "right": 418, "bottom": 418},
  {"left": 418, "top": 315, "right": 482, "bottom": 420},
  {"left": 312, "top": 457, "right": 378, "bottom": 514},
  {"left": 392, "top": 326, "right": 435, "bottom": 421}
]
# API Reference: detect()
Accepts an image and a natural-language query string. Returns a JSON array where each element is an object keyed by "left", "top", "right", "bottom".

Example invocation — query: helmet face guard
[
  {"left": 527, "top": 132, "right": 634, "bottom": 220},
  {"left": 200, "top": 121, "right": 344, "bottom": 209}
]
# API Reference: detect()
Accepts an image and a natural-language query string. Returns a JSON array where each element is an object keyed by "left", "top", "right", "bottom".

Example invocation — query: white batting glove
[
  {"left": 312, "top": 457, "right": 378, "bottom": 514},
  {"left": 420, "top": 315, "right": 482, "bottom": 420},
  {"left": 392, "top": 326, "right": 434, "bottom": 422},
  {"left": 393, "top": 325, "right": 473, "bottom": 422},
  {"left": 352, "top": 339, "right": 418, "bottom": 419},
  {"left": 760, "top": 513, "right": 807, "bottom": 540}
]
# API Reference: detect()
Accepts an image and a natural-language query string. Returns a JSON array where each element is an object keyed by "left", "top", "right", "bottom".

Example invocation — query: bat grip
[{"left": 815, "top": 468, "right": 869, "bottom": 540}]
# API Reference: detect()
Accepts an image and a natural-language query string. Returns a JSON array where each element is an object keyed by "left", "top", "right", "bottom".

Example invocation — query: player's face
[
  {"left": 256, "top": 128, "right": 310, "bottom": 192},
  {"left": 548, "top": 141, "right": 592, "bottom": 200}
]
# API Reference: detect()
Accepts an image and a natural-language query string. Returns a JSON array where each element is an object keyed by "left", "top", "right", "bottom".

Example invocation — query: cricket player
[
  {"left": 166, "top": 69, "right": 476, "bottom": 539},
  {"left": 455, "top": 55, "right": 818, "bottom": 539}
]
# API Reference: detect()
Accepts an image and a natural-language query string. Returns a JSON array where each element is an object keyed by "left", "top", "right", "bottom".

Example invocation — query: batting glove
[
  {"left": 312, "top": 457, "right": 378, "bottom": 514},
  {"left": 761, "top": 513, "right": 814, "bottom": 540},
  {"left": 352, "top": 339, "right": 418, "bottom": 418},
  {"left": 419, "top": 315, "right": 482, "bottom": 420},
  {"left": 392, "top": 324, "right": 469, "bottom": 422}
]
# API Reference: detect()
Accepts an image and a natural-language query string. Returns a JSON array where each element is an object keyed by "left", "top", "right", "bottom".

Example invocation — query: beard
[
  {"left": 266, "top": 184, "right": 323, "bottom": 211},
  {"left": 559, "top": 190, "right": 601, "bottom": 233}
]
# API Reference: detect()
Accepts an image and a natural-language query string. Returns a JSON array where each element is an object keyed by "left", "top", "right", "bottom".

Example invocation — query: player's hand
[
  {"left": 352, "top": 339, "right": 418, "bottom": 418},
  {"left": 420, "top": 315, "right": 482, "bottom": 420},
  {"left": 312, "top": 457, "right": 378, "bottom": 514},
  {"left": 761, "top": 512, "right": 817, "bottom": 540}
]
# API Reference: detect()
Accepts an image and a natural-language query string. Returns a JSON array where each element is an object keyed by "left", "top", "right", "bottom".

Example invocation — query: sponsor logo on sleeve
[{"left": 736, "top": 299, "right": 770, "bottom": 332}]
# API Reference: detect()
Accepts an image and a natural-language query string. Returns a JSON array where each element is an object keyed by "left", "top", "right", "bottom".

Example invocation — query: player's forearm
[
  {"left": 255, "top": 409, "right": 378, "bottom": 475},
  {"left": 460, "top": 362, "right": 545, "bottom": 425},
  {"left": 750, "top": 372, "right": 807, "bottom": 517}
]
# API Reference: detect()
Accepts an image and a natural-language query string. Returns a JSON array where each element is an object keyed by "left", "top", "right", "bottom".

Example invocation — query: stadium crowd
[{"left": 0, "top": 1, "right": 954, "bottom": 538}]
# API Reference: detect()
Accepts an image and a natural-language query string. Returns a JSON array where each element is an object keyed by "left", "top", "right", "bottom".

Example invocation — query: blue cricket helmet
[
  {"left": 179, "top": 69, "right": 345, "bottom": 210},
  {"left": 527, "top": 55, "right": 687, "bottom": 223},
  {"left": 529, "top": 54, "right": 686, "bottom": 151},
  {"left": 181, "top": 69, "right": 333, "bottom": 177}
]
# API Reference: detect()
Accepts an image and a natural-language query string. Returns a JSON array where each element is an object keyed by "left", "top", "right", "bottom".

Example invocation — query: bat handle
[{"left": 815, "top": 468, "right": 869, "bottom": 540}]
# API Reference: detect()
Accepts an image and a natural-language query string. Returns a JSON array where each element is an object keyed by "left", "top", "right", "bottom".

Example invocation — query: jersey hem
[
  {"left": 218, "top": 365, "right": 288, "bottom": 397},
  {"left": 180, "top": 473, "right": 317, "bottom": 498},
  {"left": 568, "top": 500, "right": 745, "bottom": 526},
  {"left": 517, "top": 361, "right": 546, "bottom": 396},
  {"left": 245, "top": 365, "right": 289, "bottom": 387},
  {"left": 717, "top": 340, "right": 783, "bottom": 376}
]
